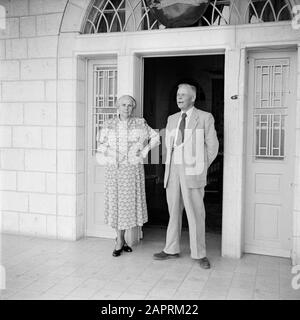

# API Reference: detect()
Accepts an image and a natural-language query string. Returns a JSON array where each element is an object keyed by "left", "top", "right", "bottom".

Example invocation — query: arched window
[
  {"left": 83, "top": 0, "right": 161, "bottom": 33},
  {"left": 82, "top": 0, "right": 294, "bottom": 34},
  {"left": 248, "top": 0, "right": 292, "bottom": 23}
]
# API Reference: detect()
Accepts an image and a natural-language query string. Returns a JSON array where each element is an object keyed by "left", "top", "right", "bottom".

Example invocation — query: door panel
[
  {"left": 86, "top": 58, "right": 118, "bottom": 238},
  {"left": 245, "top": 51, "right": 296, "bottom": 257}
]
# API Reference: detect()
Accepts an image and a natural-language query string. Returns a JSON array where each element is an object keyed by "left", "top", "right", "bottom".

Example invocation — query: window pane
[{"left": 255, "top": 114, "right": 285, "bottom": 160}]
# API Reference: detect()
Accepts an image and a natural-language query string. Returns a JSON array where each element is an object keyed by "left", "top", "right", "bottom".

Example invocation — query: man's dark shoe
[
  {"left": 112, "top": 248, "right": 123, "bottom": 257},
  {"left": 199, "top": 257, "right": 211, "bottom": 269},
  {"left": 153, "top": 251, "right": 179, "bottom": 260}
]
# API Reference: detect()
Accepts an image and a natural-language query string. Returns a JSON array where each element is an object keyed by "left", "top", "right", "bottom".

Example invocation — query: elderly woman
[{"left": 96, "top": 95, "right": 160, "bottom": 257}]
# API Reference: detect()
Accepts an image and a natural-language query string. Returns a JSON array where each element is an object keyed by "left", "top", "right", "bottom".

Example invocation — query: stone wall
[{"left": 0, "top": 0, "right": 87, "bottom": 240}]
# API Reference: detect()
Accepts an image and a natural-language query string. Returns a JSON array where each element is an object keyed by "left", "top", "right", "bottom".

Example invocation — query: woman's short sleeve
[{"left": 142, "top": 118, "right": 159, "bottom": 141}]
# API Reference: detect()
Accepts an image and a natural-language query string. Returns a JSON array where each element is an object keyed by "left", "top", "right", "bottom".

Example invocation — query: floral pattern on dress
[{"left": 97, "top": 117, "right": 159, "bottom": 230}]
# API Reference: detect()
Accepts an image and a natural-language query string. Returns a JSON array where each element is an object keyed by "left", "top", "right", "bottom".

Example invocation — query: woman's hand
[
  {"left": 136, "top": 149, "right": 141, "bottom": 158},
  {"left": 137, "top": 148, "right": 149, "bottom": 159}
]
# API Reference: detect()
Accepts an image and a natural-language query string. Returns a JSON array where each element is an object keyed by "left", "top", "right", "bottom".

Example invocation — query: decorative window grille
[
  {"left": 93, "top": 65, "right": 118, "bottom": 154},
  {"left": 255, "top": 114, "right": 285, "bottom": 159},
  {"left": 247, "top": 0, "right": 292, "bottom": 23},
  {"left": 254, "top": 59, "right": 289, "bottom": 108},
  {"left": 82, "top": 0, "right": 293, "bottom": 33},
  {"left": 253, "top": 58, "right": 290, "bottom": 160}
]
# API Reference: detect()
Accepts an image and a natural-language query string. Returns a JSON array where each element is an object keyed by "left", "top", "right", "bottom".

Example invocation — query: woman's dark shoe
[
  {"left": 122, "top": 242, "right": 132, "bottom": 252},
  {"left": 112, "top": 238, "right": 124, "bottom": 257}
]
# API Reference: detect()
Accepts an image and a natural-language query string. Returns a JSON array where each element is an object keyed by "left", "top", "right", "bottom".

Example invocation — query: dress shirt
[{"left": 174, "top": 106, "right": 195, "bottom": 147}]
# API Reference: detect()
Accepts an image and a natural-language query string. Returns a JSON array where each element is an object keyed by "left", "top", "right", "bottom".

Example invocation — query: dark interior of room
[{"left": 143, "top": 55, "right": 224, "bottom": 233}]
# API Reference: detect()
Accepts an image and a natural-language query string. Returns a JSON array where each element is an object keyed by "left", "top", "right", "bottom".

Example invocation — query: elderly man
[{"left": 153, "top": 83, "right": 219, "bottom": 269}]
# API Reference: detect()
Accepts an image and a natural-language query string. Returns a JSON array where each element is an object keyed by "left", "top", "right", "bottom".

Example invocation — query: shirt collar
[{"left": 181, "top": 106, "right": 194, "bottom": 119}]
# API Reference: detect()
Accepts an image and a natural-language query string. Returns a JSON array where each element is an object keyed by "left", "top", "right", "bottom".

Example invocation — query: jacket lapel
[{"left": 169, "top": 112, "right": 180, "bottom": 148}]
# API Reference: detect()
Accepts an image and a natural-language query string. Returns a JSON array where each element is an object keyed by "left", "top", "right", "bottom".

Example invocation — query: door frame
[{"left": 136, "top": 50, "right": 227, "bottom": 245}]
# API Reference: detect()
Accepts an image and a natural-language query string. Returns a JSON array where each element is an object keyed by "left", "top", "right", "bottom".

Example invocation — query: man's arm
[
  {"left": 205, "top": 113, "right": 219, "bottom": 167},
  {"left": 161, "top": 117, "right": 171, "bottom": 164}
]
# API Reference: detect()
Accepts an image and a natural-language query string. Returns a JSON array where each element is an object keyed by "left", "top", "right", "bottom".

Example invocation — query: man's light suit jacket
[{"left": 164, "top": 108, "right": 219, "bottom": 189}]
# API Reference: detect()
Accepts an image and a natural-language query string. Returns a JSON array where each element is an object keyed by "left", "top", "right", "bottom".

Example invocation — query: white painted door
[
  {"left": 86, "top": 58, "right": 118, "bottom": 238},
  {"left": 245, "top": 51, "right": 296, "bottom": 258}
]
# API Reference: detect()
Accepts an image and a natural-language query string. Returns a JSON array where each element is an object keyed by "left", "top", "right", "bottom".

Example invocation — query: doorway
[{"left": 142, "top": 55, "right": 225, "bottom": 235}]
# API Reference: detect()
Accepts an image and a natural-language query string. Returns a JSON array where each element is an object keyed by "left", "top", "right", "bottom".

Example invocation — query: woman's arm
[
  {"left": 140, "top": 120, "right": 161, "bottom": 158},
  {"left": 96, "top": 121, "right": 128, "bottom": 160},
  {"left": 96, "top": 122, "right": 119, "bottom": 159}
]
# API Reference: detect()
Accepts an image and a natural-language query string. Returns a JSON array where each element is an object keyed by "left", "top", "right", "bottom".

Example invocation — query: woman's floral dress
[{"left": 97, "top": 117, "right": 160, "bottom": 230}]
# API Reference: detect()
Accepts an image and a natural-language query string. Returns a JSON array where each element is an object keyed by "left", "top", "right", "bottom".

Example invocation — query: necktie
[{"left": 176, "top": 113, "right": 187, "bottom": 146}]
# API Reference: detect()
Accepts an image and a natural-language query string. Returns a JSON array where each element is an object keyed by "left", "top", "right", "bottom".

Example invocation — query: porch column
[
  {"left": 221, "top": 47, "right": 246, "bottom": 259},
  {"left": 292, "top": 44, "right": 300, "bottom": 265},
  {"left": 117, "top": 54, "right": 143, "bottom": 245}
]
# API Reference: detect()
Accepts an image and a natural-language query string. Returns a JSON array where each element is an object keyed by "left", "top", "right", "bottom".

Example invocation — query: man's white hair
[{"left": 178, "top": 83, "right": 197, "bottom": 99}]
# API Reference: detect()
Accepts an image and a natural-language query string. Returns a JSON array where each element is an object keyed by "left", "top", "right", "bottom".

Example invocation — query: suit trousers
[{"left": 164, "top": 148, "right": 206, "bottom": 259}]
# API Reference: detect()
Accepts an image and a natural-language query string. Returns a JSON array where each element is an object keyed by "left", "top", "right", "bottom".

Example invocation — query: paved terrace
[{"left": 1, "top": 228, "right": 299, "bottom": 300}]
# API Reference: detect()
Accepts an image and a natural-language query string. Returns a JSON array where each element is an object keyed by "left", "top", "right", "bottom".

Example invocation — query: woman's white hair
[{"left": 116, "top": 95, "right": 137, "bottom": 108}]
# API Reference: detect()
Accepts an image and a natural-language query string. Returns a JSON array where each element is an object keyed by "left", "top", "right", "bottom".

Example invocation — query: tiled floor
[{"left": 1, "top": 227, "right": 300, "bottom": 300}]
